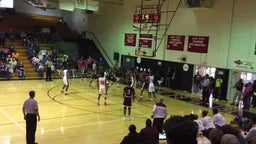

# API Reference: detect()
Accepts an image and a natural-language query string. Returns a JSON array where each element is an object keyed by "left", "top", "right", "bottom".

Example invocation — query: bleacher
[{"left": 0, "top": 10, "right": 77, "bottom": 80}]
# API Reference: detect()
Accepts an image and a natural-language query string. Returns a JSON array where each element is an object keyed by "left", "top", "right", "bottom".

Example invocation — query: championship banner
[
  {"left": 167, "top": 35, "right": 185, "bottom": 51},
  {"left": 124, "top": 33, "right": 136, "bottom": 46},
  {"left": 188, "top": 36, "right": 209, "bottom": 53},
  {"left": 139, "top": 34, "right": 153, "bottom": 48}
]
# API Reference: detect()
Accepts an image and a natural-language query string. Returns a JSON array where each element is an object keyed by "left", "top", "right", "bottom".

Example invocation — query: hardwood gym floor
[{"left": 0, "top": 78, "right": 236, "bottom": 144}]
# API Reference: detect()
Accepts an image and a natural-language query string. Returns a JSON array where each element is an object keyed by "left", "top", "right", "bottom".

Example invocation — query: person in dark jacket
[{"left": 120, "top": 124, "right": 142, "bottom": 144}]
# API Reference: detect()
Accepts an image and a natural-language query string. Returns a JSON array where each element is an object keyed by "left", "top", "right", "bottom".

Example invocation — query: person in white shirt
[
  {"left": 97, "top": 73, "right": 107, "bottom": 106},
  {"left": 151, "top": 97, "right": 168, "bottom": 133},
  {"left": 201, "top": 110, "right": 215, "bottom": 130},
  {"left": 190, "top": 114, "right": 205, "bottom": 133},
  {"left": 148, "top": 72, "right": 156, "bottom": 101},
  {"left": 212, "top": 108, "right": 226, "bottom": 127},
  {"left": 61, "top": 67, "right": 69, "bottom": 95}
]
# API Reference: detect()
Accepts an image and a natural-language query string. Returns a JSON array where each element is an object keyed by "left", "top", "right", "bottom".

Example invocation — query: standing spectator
[
  {"left": 86, "top": 56, "right": 94, "bottom": 72},
  {"left": 242, "top": 82, "right": 253, "bottom": 110},
  {"left": 123, "top": 81, "right": 135, "bottom": 120},
  {"left": 165, "top": 67, "right": 171, "bottom": 88},
  {"left": 212, "top": 107, "right": 226, "bottom": 127},
  {"left": 61, "top": 67, "right": 69, "bottom": 95},
  {"left": 214, "top": 75, "right": 223, "bottom": 100},
  {"left": 193, "top": 71, "right": 202, "bottom": 93},
  {"left": 45, "top": 59, "right": 53, "bottom": 81},
  {"left": 231, "top": 79, "right": 244, "bottom": 106},
  {"left": 77, "top": 57, "right": 85, "bottom": 79},
  {"left": 201, "top": 74, "right": 210, "bottom": 103},
  {"left": 163, "top": 115, "right": 198, "bottom": 144},
  {"left": 139, "top": 119, "right": 158, "bottom": 144},
  {"left": 120, "top": 124, "right": 142, "bottom": 144},
  {"left": 22, "top": 90, "right": 40, "bottom": 144},
  {"left": 97, "top": 73, "right": 107, "bottom": 106},
  {"left": 151, "top": 97, "right": 168, "bottom": 133}
]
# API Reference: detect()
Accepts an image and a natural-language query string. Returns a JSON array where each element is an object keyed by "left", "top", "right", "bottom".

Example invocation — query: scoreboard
[{"left": 133, "top": 7, "right": 160, "bottom": 23}]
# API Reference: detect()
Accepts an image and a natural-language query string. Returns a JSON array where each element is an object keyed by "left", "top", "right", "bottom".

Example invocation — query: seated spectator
[
  {"left": 190, "top": 114, "right": 205, "bottom": 133},
  {"left": 201, "top": 110, "right": 215, "bottom": 137},
  {"left": 221, "top": 124, "right": 247, "bottom": 144},
  {"left": 245, "top": 115, "right": 256, "bottom": 143},
  {"left": 139, "top": 119, "right": 158, "bottom": 144},
  {"left": 208, "top": 128, "right": 223, "bottom": 144},
  {"left": 2, "top": 47, "right": 9, "bottom": 57},
  {"left": 37, "top": 62, "right": 44, "bottom": 77},
  {"left": 197, "top": 132, "right": 211, "bottom": 144},
  {"left": 0, "top": 31, "right": 6, "bottom": 47},
  {"left": 20, "top": 31, "right": 26, "bottom": 39},
  {"left": 120, "top": 124, "right": 142, "bottom": 144},
  {"left": 12, "top": 50, "right": 19, "bottom": 60},
  {"left": 221, "top": 134, "right": 240, "bottom": 144},
  {"left": 0, "top": 61, "right": 7, "bottom": 77},
  {"left": 8, "top": 29, "right": 16, "bottom": 43},
  {"left": 212, "top": 107, "right": 226, "bottom": 127},
  {"left": 16, "top": 61, "right": 25, "bottom": 79},
  {"left": 10, "top": 58, "right": 17, "bottom": 73},
  {"left": 163, "top": 115, "right": 198, "bottom": 144}
]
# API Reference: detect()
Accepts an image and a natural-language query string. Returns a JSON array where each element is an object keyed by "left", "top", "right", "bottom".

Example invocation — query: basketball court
[{"left": 0, "top": 78, "right": 236, "bottom": 144}]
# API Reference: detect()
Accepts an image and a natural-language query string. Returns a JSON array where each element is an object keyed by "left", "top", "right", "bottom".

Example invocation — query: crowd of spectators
[{"left": 120, "top": 106, "right": 256, "bottom": 144}]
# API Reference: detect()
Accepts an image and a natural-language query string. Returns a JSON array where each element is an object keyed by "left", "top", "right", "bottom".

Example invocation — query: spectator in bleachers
[
  {"left": 0, "top": 61, "right": 7, "bottom": 77},
  {"left": 6, "top": 60, "right": 12, "bottom": 80},
  {"left": 20, "top": 31, "right": 26, "bottom": 39},
  {"left": 27, "top": 47, "right": 36, "bottom": 60},
  {"left": 8, "top": 29, "right": 16, "bottom": 43},
  {"left": 163, "top": 115, "right": 198, "bottom": 144},
  {"left": 2, "top": 47, "right": 9, "bottom": 58},
  {"left": 11, "top": 50, "right": 19, "bottom": 60},
  {"left": 37, "top": 62, "right": 44, "bottom": 77},
  {"left": 10, "top": 57, "right": 17, "bottom": 72},
  {"left": 7, "top": 59, "right": 15, "bottom": 78},
  {"left": 0, "top": 30, "right": 6, "bottom": 47},
  {"left": 16, "top": 61, "right": 25, "bottom": 79}
]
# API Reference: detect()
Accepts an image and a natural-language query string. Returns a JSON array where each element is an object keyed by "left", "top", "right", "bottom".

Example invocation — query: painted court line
[{"left": 0, "top": 108, "right": 26, "bottom": 133}]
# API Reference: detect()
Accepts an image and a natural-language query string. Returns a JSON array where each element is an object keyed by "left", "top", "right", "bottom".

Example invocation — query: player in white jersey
[
  {"left": 97, "top": 73, "right": 107, "bottom": 106},
  {"left": 61, "top": 67, "right": 69, "bottom": 95},
  {"left": 148, "top": 72, "right": 156, "bottom": 101}
]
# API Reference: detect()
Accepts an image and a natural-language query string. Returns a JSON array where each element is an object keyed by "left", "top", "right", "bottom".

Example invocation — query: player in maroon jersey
[{"left": 123, "top": 81, "right": 135, "bottom": 120}]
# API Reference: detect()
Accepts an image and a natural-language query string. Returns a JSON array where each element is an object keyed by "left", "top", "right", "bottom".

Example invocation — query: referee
[{"left": 22, "top": 90, "right": 40, "bottom": 144}]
